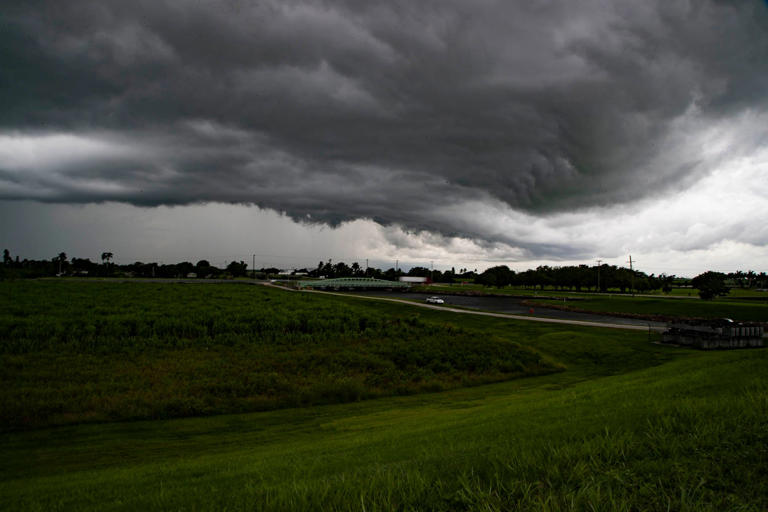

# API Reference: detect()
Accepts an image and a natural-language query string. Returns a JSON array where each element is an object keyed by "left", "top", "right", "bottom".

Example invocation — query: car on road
[{"left": 425, "top": 296, "right": 445, "bottom": 304}]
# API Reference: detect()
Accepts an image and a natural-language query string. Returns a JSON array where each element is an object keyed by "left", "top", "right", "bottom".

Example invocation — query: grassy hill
[{"left": 1, "top": 280, "right": 766, "bottom": 510}]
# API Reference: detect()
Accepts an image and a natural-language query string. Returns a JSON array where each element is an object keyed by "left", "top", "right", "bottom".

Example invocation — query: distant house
[
  {"left": 186, "top": 272, "right": 197, "bottom": 278},
  {"left": 399, "top": 276, "right": 428, "bottom": 284},
  {"left": 662, "top": 319, "right": 764, "bottom": 350}
]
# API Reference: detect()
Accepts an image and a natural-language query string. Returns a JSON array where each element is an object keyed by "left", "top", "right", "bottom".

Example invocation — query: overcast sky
[{"left": 2, "top": 0, "right": 768, "bottom": 276}]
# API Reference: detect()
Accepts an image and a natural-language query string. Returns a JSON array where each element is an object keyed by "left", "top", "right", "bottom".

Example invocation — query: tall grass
[{"left": 0, "top": 281, "right": 559, "bottom": 429}]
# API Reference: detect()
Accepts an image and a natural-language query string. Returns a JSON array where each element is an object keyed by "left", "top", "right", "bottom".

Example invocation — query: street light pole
[{"left": 596, "top": 259, "right": 603, "bottom": 292}]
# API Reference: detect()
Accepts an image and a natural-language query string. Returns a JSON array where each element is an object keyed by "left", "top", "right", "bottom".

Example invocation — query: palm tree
[
  {"left": 101, "top": 252, "right": 113, "bottom": 274},
  {"left": 57, "top": 252, "right": 67, "bottom": 275}
]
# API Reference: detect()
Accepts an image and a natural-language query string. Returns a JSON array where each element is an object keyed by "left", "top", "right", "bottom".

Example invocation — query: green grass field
[
  {"left": 1, "top": 280, "right": 766, "bottom": 510},
  {"left": 530, "top": 295, "right": 768, "bottom": 322},
  {"left": 0, "top": 281, "right": 560, "bottom": 430},
  {"left": 422, "top": 283, "right": 768, "bottom": 300}
]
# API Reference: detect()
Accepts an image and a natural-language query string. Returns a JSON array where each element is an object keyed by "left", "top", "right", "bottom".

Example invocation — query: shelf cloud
[{"left": 2, "top": 0, "right": 768, "bottom": 261}]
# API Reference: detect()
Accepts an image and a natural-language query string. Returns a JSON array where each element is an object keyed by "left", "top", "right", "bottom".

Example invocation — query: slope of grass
[{"left": 1, "top": 347, "right": 765, "bottom": 510}]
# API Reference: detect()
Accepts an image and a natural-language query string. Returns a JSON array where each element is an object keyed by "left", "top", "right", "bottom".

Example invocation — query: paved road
[{"left": 293, "top": 288, "right": 666, "bottom": 332}]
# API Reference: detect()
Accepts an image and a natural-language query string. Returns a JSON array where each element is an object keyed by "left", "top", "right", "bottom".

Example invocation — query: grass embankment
[
  {"left": 0, "top": 281, "right": 558, "bottom": 430},
  {"left": 530, "top": 295, "right": 768, "bottom": 323},
  {"left": 2, "top": 335, "right": 766, "bottom": 510},
  {"left": 2, "top": 280, "right": 766, "bottom": 510}
]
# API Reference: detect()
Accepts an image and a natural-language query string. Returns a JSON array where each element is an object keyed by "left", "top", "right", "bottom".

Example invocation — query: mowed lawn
[
  {"left": 531, "top": 295, "right": 768, "bottom": 322},
  {"left": 1, "top": 280, "right": 766, "bottom": 510},
  {"left": 423, "top": 282, "right": 768, "bottom": 301}
]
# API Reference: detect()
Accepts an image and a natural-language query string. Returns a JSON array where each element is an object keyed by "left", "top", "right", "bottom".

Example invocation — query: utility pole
[
  {"left": 252, "top": 254, "right": 256, "bottom": 279},
  {"left": 596, "top": 259, "right": 603, "bottom": 292},
  {"left": 396, "top": 259, "right": 398, "bottom": 273},
  {"left": 627, "top": 255, "right": 635, "bottom": 295},
  {"left": 431, "top": 260, "right": 434, "bottom": 283},
  {"left": 365, "top": 258, "right": 368, "bottom": 276}
]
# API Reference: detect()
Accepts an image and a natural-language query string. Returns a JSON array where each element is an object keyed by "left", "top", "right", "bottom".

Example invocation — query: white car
[{"left": 425, "top": 296, "right": 444, "bottom": 304}]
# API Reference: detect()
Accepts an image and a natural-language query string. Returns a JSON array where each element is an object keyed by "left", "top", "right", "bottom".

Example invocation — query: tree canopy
[{"left": 691, "top": 271, "right": 730, "bottom": 300}]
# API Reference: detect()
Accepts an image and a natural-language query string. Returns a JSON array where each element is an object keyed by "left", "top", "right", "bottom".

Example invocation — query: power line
[
  {"left": 627, "top": 255, "right": 636, "bottom": 295},
  {"left": 596, "top": 259, "right": 603, "bottom": 291}
]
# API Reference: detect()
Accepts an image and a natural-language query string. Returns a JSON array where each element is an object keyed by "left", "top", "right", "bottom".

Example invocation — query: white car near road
[{"left": 425, "top": 296, "right": 445, "bottom": 304}]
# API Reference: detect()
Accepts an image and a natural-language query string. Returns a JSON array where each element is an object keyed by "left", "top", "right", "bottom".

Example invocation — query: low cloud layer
[{"left": 2, "top": 0, "right": 768, "bottom": 259}]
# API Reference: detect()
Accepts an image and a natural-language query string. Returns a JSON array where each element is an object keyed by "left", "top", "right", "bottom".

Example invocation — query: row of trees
[
  {"left": 474, "top": 264, "right": 677, "bottom": 294},
  {"left": 307, "top": 260, "right": 475, "bottom": 283},
  {"left": 306, "top": 259, "right": 765, "bottom": 299},
  {"left": 0, "top": 249, "right": 258, "bottom": 280},
  {"left": 3, "top": 249, "right": 767, "bottom": 299},
  {"left": 473, "top": 265, "right": 768, "bottom": 299},
  {"left": 727, "top": 270, "right": 768, "bottom": 289}
]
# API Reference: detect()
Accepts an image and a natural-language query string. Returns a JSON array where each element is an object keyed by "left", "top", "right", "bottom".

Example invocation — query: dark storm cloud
[{"left": 2, "top": 0, "right": 768, "bottom": 254}]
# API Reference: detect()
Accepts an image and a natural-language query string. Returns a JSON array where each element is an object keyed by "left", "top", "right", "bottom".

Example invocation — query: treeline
[
  {"left": 0, "top": 250, "right": 478, "bottom": 282},
  {"left": 307, "top": 260, "right": 474, "bottom": 283},
  {"left": 3, "top": 249, "right": 768, "bottom": 293},
  {"left": 475, "top": 264, "right": 675, "bottom": 293},
  {"left": 727, "top": 270, "right": 768, "bottom": 289},
  {"left": 475, "top": 265, "right": 768, "bottom": 295},
  {"left": 0, "top": 249, "right": 260, "bottom": 280}
]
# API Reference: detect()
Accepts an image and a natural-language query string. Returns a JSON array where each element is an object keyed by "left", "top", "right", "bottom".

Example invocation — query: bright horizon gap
[{"left": 2, "top": 201, "right": 767, "bottom": 278}]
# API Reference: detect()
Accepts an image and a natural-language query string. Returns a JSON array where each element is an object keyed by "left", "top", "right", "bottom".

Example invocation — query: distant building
[
  {"left": 399, "top": 276, "right": 428, "bottom": 284},
  {"left": 662, "top": 319, "right": 764, "bottom": 350},
  {"left": 297, "top": 277, "right": 409, "bottom": 290}
]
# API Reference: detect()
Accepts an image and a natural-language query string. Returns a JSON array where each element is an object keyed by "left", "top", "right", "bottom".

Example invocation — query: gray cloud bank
[{"left": 2, "top": 0, "right": 768, "bottom": 256}]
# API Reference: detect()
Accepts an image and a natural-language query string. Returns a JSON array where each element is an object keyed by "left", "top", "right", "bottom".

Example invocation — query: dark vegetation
[
  {"left": 0, "top": 281, "right": 559, "bottom": 430},
  {"left": 1, "top": 282, "right": 766, "bottom": 510},
  {"left": 0, "top": 249, "right": 255, "bottom": 279},
  {"left": 472, "top": 266, "right": 768, "bottom": 295},
  {"left": 691, "top": 270, "right": 730, "bottom": 300},
  {"left": 476, "top": 264, "right": 684, "bottom": 294},
  {"left": 307, "top": 260, "right": 476, "bottom": 282},
  {"left": 3, "top": 248, "right": 767, "bottom": 297}
]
